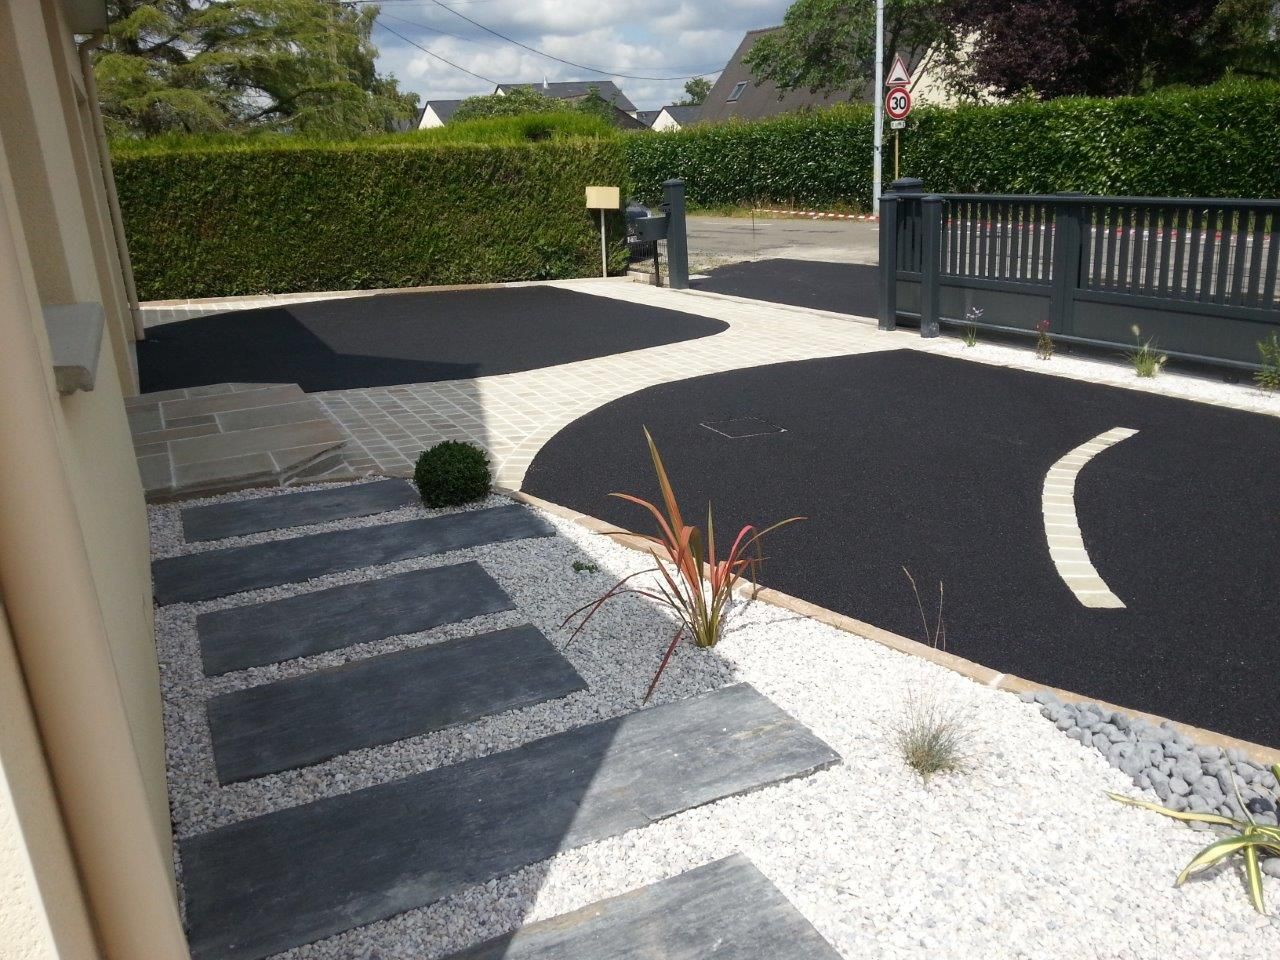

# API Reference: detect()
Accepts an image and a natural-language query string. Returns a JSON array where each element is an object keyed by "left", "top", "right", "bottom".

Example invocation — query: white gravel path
[{"left": 150, "top": 481, "right": 1280, "bottom": 960}]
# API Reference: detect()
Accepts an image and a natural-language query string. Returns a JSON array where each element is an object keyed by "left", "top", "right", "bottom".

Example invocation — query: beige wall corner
[{"left": 0, "top": 605, "right": 101, "bottom": 960}]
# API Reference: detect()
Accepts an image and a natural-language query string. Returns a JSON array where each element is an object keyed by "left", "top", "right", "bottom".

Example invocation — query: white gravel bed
[
  {"left": 151, "top": 484, "right": 1280, "bottom": 959},
  {"left": 913, "top": 333, "right": 1280, "bottom": 418}
]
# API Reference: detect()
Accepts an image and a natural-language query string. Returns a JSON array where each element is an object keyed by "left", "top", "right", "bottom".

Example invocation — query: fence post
[
  {"left": 661, "top": 179, "right": 689, "bottom": 290},
  {"left": 1049, "top": 193, "right": 1084, "bottom": 334},
  {"left": 920, "top": 194, "right": 942, "bottom": 337},
  {"left": 878, "top": 192, "right": 898, "bottom": 330}
]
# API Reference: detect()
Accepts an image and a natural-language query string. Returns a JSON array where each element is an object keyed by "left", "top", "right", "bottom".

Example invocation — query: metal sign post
[
  {"left": 872, "top": 0, "right": 884, "bottom": 216},
  {"left": 885, "top": 60, "right": 912, "bottom": 186},
  {"left": 585, "top": 186, "right": 621, "bottom": 278}
]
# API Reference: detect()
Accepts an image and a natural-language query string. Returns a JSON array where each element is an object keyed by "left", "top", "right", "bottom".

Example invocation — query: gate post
[
  {"left": 920, "top": 194, "right": 943, "bottom": 337},
  {"left": 1049, "top": 193, "right": 1085, "bottom": 334},
  {"left": 878, "top": 191, "right": 899, "bottom": 330},
  {"left": 661, "top": 179, "right": 689, "bottom": 290}
]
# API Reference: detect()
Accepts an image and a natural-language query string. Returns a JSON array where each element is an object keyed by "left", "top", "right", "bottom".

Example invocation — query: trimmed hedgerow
[
  {"left": 413, "top": 440, "right": 491, "bottom": 507},
  {"left": 624, "top": 80, "right": 1280, "bottom": 209},
  {"left": 113, "top": 136, "right": 629, "bottom": 300}
]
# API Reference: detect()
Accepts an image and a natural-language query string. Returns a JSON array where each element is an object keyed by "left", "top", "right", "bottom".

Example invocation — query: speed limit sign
[{"left": 885, "top": 86, "right": 912, "bottom": 121}]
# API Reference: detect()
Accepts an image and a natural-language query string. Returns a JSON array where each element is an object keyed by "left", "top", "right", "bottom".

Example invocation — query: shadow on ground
[{"left": 138, "top": 286, "right": 728, "bottom": 394}]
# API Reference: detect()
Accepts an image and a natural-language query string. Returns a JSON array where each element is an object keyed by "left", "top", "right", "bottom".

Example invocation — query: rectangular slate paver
[
  {"left": 207, "top": 625, "right": 586, "bottom": 783},
  {"left": 182, "top": 480, "right": 420, "bottom": 542},
  {"left": 181, "top": 683, "right": 840, "bottom": 960},
  {"left": 153, "top": 504, "right": 553, "bottom": 605},
  {"left": 197, "top": 562, "right": 516, "bottom": 675},
  {"left": 443, "top": 854, "right": 843, "bottom": 960}
]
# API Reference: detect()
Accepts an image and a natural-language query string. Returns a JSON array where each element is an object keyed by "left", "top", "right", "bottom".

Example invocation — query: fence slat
[
  {"left": 1230, "top": 210, "right": 1250, "bottom": 306},
  {"left": 1216, "top": 210, "right": 1235, "bottom": 305},
  {"left": 1199, "top": 207, "right": 1218, "bottom": 302},
  {"left": 1262, "top": 214, "right": 1279, "bottom": 309},
  {"left": 1167, "top": 206, "right": 1186, "bottom": 298}
]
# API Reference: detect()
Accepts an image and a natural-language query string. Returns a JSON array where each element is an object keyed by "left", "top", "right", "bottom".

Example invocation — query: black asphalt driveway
[
  {"left": 523, "top": 350, "right": 1280, "bottom": 747},
  {"left": 138, "top": 286, "right": 728, "bottom": 393}
]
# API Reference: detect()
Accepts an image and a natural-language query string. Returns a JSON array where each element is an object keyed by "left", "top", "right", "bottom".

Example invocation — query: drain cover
[{"left": 700, "top": 417, "right": 787, "bottom": 439}]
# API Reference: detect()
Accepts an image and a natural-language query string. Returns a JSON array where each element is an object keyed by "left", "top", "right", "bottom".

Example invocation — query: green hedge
[
  {"left": 625, "top": 80, "right": 1280, "bottom": 208},
  {"left": 114, "top": 138, "right": 628, "bottom": 301}
]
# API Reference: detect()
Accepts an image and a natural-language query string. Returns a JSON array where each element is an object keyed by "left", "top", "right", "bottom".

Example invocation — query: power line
[
  {"left": 419, "top": 0, "right": 719, "bottom": 81},
  {"left": 374, "top": 19, "right": 497, "bottom": 86},
  {"left": 379, "top": 10, "right": 492, "bottom": 47}
]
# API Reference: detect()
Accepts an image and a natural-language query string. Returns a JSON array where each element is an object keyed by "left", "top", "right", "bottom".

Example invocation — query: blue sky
[{"left": 364, "top": 0, "right": 795, "bottom": 111}]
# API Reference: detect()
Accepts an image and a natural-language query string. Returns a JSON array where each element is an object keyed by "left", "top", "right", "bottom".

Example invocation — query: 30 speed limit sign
[{"left": 885, "top": 86, "right": 912, "bottom": 121}]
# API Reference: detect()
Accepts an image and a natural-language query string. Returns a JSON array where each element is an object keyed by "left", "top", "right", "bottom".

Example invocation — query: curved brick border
[{"left": 1042, "top": 427, "right": 1138, "bottom": 608}]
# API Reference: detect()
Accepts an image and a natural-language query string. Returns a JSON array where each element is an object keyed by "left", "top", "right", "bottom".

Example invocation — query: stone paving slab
[
  {"left": 181, "top": 683, "right": 839, "bottom": 960},
  {"left": 442, "top": 854, "right": 843, "bottom": 960},
  {"left": 183, "top": 479, "right": 419, "bottom": 542},
  {"left": 206, "top": 625, "right": 586, "bottom": 783},
  {"left": 197, "top": 562, "right": 514, "bottom": 675},
  {"left": 154, "top": 504, "right": 552, "bottom": 605}
]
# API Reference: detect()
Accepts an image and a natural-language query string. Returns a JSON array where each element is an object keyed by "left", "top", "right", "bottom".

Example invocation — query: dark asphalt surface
[
  {"left": 138, "top": 287, "right": 728, "bottom": 393},
  {"left": 523, "top": 350, "right": 1280, "bottom": 747},
  {"left": 693, "top": 259, "right": 879, "bottom": 317}
]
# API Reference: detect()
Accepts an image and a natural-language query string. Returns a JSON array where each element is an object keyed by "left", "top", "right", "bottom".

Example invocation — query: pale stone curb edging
[
  {"left": 1042, "top": 427, "right": 1139, "bottom": 608},
  {"left": 500, "top": 486, "right": 1280, "bottom": 769}
]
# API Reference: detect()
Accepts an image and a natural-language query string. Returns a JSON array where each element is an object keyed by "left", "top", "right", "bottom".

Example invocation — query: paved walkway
[{"left": 315, "top": 280, "right": 893, "bottom": 487}]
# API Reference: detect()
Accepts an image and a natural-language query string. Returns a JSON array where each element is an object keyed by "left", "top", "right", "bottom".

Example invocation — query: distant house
[
  {"left": 699, "top": 27, "right": 949, "bottom": 124},
  {"left": 634, "top": 104, "right": 701, "bottom": 131},
  {"left": 417, "top": 99, "right": 463, "bottom": 129},
  {"left": 494, "top": 80, "right": 638, "bottom": 114}
]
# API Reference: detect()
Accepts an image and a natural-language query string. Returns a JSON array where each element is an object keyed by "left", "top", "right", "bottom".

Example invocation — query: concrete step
[
  {"left": 181, "top": 683, "right": 839, "bottom": 960},
  {"left": 127, "top": 383, "right": 349, "bottom": 501},
  {"left": 442, "top": 854, "right": 843, "bottom": 960}
]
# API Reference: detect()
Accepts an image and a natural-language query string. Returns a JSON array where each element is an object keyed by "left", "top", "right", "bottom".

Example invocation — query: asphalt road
[
  {"left": 686, "top": 216, "right": 880, "bottom": 267},
  {"left": 691, "top": 259, "right": 879, "bottom": 317},
  {"left": 524, "top": 350, "right": 1280, "bottom": 748}
]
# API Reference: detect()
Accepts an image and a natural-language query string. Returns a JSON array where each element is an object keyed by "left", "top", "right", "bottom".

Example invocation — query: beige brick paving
[{"left": 314, "top": 279, "right": 893, "bottom": 487}]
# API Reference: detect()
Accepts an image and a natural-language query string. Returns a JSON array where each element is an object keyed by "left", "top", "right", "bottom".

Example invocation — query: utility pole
[{"left": 873, "top": 0, "right": 884, "bottom": 215}]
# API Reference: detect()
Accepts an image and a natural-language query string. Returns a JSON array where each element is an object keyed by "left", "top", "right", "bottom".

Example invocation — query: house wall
[
  {"left": 0, "top": 1, "right": 189, "bottom": 958},
  {"left": 418, "top": 105, "right": 444, "bottom": 129},
  {"left": 651, "top": 110, "right": 681, "bottom": 132}
]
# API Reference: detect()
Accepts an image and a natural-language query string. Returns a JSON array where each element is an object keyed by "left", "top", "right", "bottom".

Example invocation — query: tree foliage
[
  {"left": 98, "top": 0, "right": 417, "bottom": 138},
  {"left": 451, "top": 87, "right": 569, "bottom": 122},
  {"left": 744, "top": 0, "right": 950, "bottom": 96},
  {"left": 942, "top": 0, "right": 1280, "bottom": 99},
  {"left": 679, "top": 77, "right": 711, "bottom": 105}
]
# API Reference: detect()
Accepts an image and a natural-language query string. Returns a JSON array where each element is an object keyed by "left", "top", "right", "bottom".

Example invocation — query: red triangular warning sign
[{"left": 886, "top": 54, "right": 911, "bottom": 87}]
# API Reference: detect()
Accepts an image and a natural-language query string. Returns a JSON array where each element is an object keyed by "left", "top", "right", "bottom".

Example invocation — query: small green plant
[
  {"left": 962, "top": 306, "right": 982, "bottom": 347},
  {"left": 1127, "top": 325, "right": 1166, "bottom": 377},
  {"left": 1035, "top": 318, "right": 1054, "bottom": 360},
  {"left": 572, "top": 560, "right": 599, "bottom": 573},
  {"left": 413, "top": 440, "right": 490, "bottom": 507},
  {"left": 1109, "top": 763, "right": 1280, "bottom": 913},
  {"left": 892, "top": 689, "right": 971, "bottom": 782},
  {"left": 1256, "top": 334, "right": 1280, "bottom": 392},
  {"left": 894, "top": 569, "right": 971, "bottom": 781},
  {"left": 563, "top": 427, "right": 802, "bottom": 701}
]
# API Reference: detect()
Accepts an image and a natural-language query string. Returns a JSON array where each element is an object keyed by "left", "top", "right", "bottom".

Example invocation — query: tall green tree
[
  {"left": 941, "top": 0, "right": 1280, "bottom": 98},
  {"left": 98, "top": 0, "right": 418, "bottom": 138},
  {"left": 744, "top": 0, "right": 950, "bottom": 97},
  {"left": 678, "top": 77, "right": 711, "bottom": 105}
]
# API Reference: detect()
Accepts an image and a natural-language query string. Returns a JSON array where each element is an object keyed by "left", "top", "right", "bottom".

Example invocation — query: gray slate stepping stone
[
  {"left": 153, "top": 504, "right": 553, "bottom": 604},
  {"left": 197, "top": 563, "right": 513, "bottom": 675},
  {"left": 207, "top": 625, "right": 586, "bottom": 783},
  {"left": 443, "top": 854, "right": 843, "bottom": 960},
  {"left": 182, "top": 480, "right": 419, "bottom": 542},
  {"left": 181, "top": 683, "right": 839, "bottom": 960}
]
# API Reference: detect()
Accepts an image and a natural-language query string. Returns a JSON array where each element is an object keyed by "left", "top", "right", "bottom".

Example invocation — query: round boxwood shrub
[{"left": 413, "top": 440, "right": 491, "bottom": 507}]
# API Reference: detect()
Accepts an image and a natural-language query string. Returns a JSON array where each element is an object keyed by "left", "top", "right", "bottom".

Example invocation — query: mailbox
[{"left": 630, "top": 214, "right": 669, "bottom": 243}]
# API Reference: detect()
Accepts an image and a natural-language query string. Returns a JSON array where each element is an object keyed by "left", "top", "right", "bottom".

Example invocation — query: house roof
[
  {"left": 634, "top": 110, "right": 661, "bottom": 128},
  {"left": 424, "top": 99, "right": 464, "bottom": 124},
  {"left": 699, "top": 28, "right": 868, "bottom": 123},
  {"left": 659, "top": 104, "right": 702, "bottom": 125},
  {"left": 495, "top": 81, "right": 637, "bottom": 114}
]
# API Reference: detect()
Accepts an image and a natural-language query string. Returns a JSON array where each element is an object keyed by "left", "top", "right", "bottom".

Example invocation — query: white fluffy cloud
[{"left": 369, "top": 0, "right": 794, "bottom": 110}]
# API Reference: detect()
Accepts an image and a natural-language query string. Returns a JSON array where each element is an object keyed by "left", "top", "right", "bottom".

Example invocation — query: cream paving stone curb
[
  {"left": 1041, "top": 427, "right": 1139, "bottom": 609},
  {"left": 502, "top": 487, "right": 1280, "bottom": 770}
]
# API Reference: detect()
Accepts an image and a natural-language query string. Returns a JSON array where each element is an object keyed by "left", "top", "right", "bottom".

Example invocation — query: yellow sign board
[{"left": 585, "top": 185, "right": 620, "bottom": 209}]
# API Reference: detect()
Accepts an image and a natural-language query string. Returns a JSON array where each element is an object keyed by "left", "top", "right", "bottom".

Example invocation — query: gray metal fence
[{"left": 878, "top": 180, "right": 1280, "bottom": 368}]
